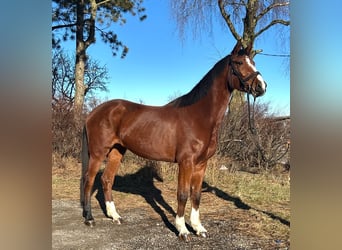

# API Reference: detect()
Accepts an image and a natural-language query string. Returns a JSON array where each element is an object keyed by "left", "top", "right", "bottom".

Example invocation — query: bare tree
[
  {"left": 52, "top": 49, "right": 109, "bottom": 109},
  {"left": 170, "top": 0, "right": 289, "bottom": 57},
  {"left": 52, "top": 51, "right": 74, "bottom": 106},
  {"left": 52, "top": 49, "right": 110, "bottom": 158}
]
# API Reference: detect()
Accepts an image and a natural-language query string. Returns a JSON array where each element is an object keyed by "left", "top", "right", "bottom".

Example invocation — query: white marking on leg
[
  {"left": 105, "top": 201, "right": 121, "bottom": 223},
  {"left": 190, "top": 207, "right": 207, "bottom": 235},
  {"left": 175, "top": 215, "right": 190, "bottom": 236}
]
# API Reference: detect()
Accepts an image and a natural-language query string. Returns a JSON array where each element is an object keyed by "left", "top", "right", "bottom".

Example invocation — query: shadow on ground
[
  {"left": 202, "top": 182, "right": 290, "bottom": 227},
  {"left": 91, "top": 163, "right": 289, "bottom": 237},
  {"left": 92, "top": 164, "right": 179, "bottom": 236}
]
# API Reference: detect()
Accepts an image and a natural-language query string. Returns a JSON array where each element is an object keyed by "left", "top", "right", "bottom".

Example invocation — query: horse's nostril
[
  {"left": 256, "top": 83, "right": 263, "bottom": 92},
  {"left": 254, "top": 81, "right": 266, "bottom": 97},
  {"left": 257, "top": 81, "right": 266, "bottom": 91}
]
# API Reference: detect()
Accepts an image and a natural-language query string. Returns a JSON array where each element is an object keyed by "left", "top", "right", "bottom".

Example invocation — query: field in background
[{"left": 52, "top": 151, "right": 290, "bottom": 247}]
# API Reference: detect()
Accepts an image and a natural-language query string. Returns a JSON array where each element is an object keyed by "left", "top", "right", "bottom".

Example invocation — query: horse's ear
[{"left": 232, "top": 40, "right": 242, "bottom": 55}]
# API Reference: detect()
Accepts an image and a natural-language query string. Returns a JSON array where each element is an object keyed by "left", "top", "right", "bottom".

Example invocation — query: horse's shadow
[
  {"left": 92, "top": 165, "right": 289, "bottom": 236},
  {"left": 92, "top": 164, "right": 179, "bottom": 235},
  {"left": 201, "top": 181, "right": 290, "bottom": 227}
]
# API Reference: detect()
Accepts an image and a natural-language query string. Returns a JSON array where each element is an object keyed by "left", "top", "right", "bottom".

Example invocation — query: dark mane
[{"left": 167, "top": 55, "right": 230, "bottom": 107}]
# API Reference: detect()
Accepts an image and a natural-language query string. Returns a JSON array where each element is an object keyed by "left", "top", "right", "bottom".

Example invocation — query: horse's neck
[{"left": 204, "top": 70, "right": 231, "bottom": 125}]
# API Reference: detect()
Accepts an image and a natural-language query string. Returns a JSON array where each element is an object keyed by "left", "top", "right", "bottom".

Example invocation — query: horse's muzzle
[{"left": 254, "top": 81, "right": 267, "bottom": 97}]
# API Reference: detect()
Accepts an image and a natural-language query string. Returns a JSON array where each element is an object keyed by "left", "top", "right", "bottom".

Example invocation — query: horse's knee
[
  {"left": 177, "top": 191, "right": 189, "bottom": 204},
  {"left": 191, "top": 191, "right": 202, "bottom": 208}
]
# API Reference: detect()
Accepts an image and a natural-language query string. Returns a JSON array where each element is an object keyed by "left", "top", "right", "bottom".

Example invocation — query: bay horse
[{"left": 80, "top": 40, "right": 267, "bottom": 241}]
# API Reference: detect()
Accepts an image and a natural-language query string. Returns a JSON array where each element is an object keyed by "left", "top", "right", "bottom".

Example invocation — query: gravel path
[{"left": 52, "top": 200, "right": 283, "bottom": 250}]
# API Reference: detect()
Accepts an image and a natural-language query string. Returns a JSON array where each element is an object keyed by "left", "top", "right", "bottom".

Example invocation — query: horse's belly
[
  {"left": 130, "top": 147, "right": 175, "bottom": 162},
  {"left": 121, "top": 126, "right": 177, "bottom": 162}
]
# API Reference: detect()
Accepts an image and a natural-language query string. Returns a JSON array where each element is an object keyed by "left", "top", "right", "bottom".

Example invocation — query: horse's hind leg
[
  {"left": 101, "top": 145, "right": 126, "bottom": 224},
  {"left": 83, "top": 156, "right": 102, "bottom": 227}
]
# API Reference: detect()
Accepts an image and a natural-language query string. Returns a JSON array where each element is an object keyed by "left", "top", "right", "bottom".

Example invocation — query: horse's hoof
[
  {"left": 179, "top": 233, "right": 191, "bottom": 242},
  {"left": 198, "top": 231, "right": 209, "bottom": 238},
  {"left": 84, "top": 219, "right": 95, "bottom": 227},
  {"left": 112, "top": 217, "right": 122, "bottom": 225}
]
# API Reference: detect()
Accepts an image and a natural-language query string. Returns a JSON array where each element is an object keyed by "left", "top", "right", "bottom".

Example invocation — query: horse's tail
[{"left": 80, "top": 125, "right": 89, "bottom": 206}]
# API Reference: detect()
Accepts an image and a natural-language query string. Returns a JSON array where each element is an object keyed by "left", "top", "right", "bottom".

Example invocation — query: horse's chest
[
  {"left": 196, "top": 127, "right": 219, "bottom": 160},
  {"left": 206, "top": 132, "right": 219, "bottom": 157}
]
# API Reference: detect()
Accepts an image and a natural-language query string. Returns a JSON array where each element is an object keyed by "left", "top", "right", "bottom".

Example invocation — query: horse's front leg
[
  {"left": 101, "top": 148, "right": 125, "bottom": 224},
  {"left": 175, "top": 162, "right": 192, "bottom": 242},
  {"left": 190, "top": 162, "right": 208, "bottom": 238}
]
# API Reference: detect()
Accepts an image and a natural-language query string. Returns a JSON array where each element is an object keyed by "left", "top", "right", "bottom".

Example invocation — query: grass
[
  {"left": 52, "top": 151, "right": 290, "bottom": 247},
  {"left": 201, "top": 157, "right": 290, "bottom": 243}
]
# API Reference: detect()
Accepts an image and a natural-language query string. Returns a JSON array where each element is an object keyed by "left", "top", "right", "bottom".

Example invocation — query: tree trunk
[
  {"left": 73, "top": 0, "right": 86, "bottom": 126},
  {"left": 74, "top": 46, "right": 86, "bottom": 125},
  {"left": 242, "top": 0, "right": 257, "bottom": 57}
]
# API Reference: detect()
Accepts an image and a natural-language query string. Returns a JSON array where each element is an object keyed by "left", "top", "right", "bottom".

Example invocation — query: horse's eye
[{"left": 234, "top": 61, "right": 243, "bottom": 65}]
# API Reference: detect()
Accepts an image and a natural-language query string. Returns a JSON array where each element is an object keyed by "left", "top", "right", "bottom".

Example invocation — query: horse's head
[{"left": 229, "top": 40, "right": 267, "bottom": 97}]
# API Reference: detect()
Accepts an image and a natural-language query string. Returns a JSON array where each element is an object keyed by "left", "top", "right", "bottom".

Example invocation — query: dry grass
[{"left": 52, "top": 151, "right": 290, "bottom": 246}]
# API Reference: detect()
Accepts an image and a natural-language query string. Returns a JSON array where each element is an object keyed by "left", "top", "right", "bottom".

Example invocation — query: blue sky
[{"left": 63, "top": 0, "right": 290, "bottom": 116}]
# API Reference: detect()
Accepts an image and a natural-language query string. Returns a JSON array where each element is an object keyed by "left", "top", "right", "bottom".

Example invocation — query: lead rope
[
  {"left": 246, "top": 93, "right": 256, "bottom": 134},
  {"left": 247, "top": 93, "right": 267, "bottom": 163}
]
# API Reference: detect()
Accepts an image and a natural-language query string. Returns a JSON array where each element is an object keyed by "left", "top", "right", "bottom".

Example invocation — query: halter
[{"left": 229, "top": 55, "right": 261, "bottom": 94}]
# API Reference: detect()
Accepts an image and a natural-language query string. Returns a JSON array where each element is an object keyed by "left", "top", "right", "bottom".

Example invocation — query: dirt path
[
  {"left": 52, "top": 199, "right": 284, "bottom": 249},
  {"left": 52, "top": 163, "right": 289, "bottom": 249}
]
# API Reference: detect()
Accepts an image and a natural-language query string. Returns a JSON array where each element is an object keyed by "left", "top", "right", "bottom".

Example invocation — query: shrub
[
  {"left": 52, "top": 99, "right": 83, "bottom": 159},
  {"left": 218, "top": 101, "right": 290, "bottom": 172}
]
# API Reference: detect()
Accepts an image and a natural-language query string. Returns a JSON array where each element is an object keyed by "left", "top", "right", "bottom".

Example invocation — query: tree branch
[
  {"left": 255, "top": 19, "right": 290, "bottom": 38},
  {"left": 268, "top": 116, "right": 290, "bottom": 122},
  {"left": 256, "top": 2, "right": 290, "bottom": 21},
  {"left": 218, "top": 0, "right": 241, "bottom": 41},
  {"left": 52, "top": 23, "right": 76, "bottom": 30},
  {"left": 97, "top": 0, "right": 112, "bottom": 7}
]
